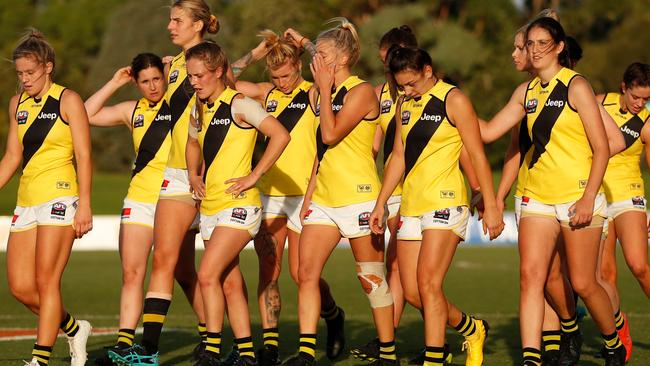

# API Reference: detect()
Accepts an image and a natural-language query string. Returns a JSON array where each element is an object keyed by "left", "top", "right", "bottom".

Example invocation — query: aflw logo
[
  {"left": 545, "top": 99, "right": 564, "bottom": 108},
  {"left": 621, "top": 125, "right": 640, "bottom": 139},
  {"left": 211, "top": 118, "right": 231, "bottom": 126},
  {"left": 287, "top": 102, "right": 306, "bottom": 109},
  {"left": 420, "top": 113, "right": 442, "bottom": 123},
  {"left": 38, "top": 112, "right": 58, "bottom": 120},
  {"left": 155, "top": 114, "right": 172, "bottom": 122}
]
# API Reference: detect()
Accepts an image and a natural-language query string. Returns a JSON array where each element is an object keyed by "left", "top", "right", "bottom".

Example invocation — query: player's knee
[
  {"left": 152, "top": 249, "right": 178, "bottom": 273},
  {"left": 122, "top": 265, "right": 147, "bottom": 287},
  {"left": 356, "top": 261, "right": 393, "bottom": 308},
  {"left": 197, "top": 268, "right": 218, "bottom": 289},
  {"left": 520, "top": 263, "right": 547, "bottom": 291},
  {"left": 600, "top": 263, "right": 617, "bottom": 285},
  {"left": 628, "top": 260, "right": 649, "bottom": 279},
  {"left": 569, "top": 274, "right": 597, "bottom": 297},
  {"left": 297, "top": 262, "right": 320, "bottom": 287},
  {"left": 9, "top": 282, "right": 38, "bottom": 307}
]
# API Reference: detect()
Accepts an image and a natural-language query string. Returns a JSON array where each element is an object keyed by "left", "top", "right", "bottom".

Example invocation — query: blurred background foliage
[{"left": 0, "top": 0, "right": 648, "bottom": 171}]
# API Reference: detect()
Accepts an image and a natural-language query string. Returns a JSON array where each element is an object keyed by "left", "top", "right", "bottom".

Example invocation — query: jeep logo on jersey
[
  {"left": 358, "top": 212, "right": 370, "bottom": 227},
  {"left": 332, "top": 104, "right": 343, "bottom": 111},
  {"left": 621, "top": 125, "right": 640, "bottom": 139},
  {"left": 134, "top": 114, "right": 145, "bottom": 128},
  {"left": 37, "top": 112, "right": 58, "bottom": 120},
  {"left": 154, "top": 114, "right": 172, "bottom": 122},
  {"left": 169, "top": 69, "right": 179, "bottom": 84},
  {"left": 266, "top": 99, "right": 278, "bottom": 112},
  {"left": 401, "top": 110, "right": 411, "bottom": 125},
  {"left": 17, "top": 110, "right": 28, "bottom": 124},
  {"left": 210, "top": 118, "right": 231, "bottom": 126},
  {"left": 525, "top": 99, "right": 538, "bottom": 113},
  {"left": 315, "top": 104, "right": 321, "bottom": 116},
  {"left": 288, "top": 102, "right": 306, "bottom": 109},
  {"left": 545, "top": 99, "right": 565, "bottom": 108},
  {"left": 381, "top": 99, "right": 392, "bottom": 113},
  {"left": 420, "top": 113, "right": 442, "bottom": 123}
]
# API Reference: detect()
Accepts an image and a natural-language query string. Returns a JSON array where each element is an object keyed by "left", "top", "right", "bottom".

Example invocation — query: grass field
[{"left": 1, "top": 248, "right": 649, "bottom": 365}]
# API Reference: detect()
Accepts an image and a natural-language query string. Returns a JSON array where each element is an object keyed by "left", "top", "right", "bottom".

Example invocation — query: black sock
[
  {"left": 299, "top": 333, "right": 317, "bottom": 361},
  {"left": 263, "top": 327, "right": 279, "bottom": 350},
  {"left": 116, "top": 328, "right": 136, "bottom": 348},
  {"left": 235, "top": 336, "right": 256, "bottom": 360},
  {"left": 32, "top": 344, "right": 53, "bottom": 366},
  {"left": 205, "top": 331, "right": 222, "bottom": 356},
  {"left": 60, "top": 313, "right": 79, "bottom": 337},
  {"left": 141, "top": 297, "right": 171, "bottom": 354}
]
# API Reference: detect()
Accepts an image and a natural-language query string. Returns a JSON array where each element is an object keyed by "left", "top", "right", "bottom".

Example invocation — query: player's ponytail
[
  {"left": 13, "top": 28, "right": 56, "bottom": 72},
  {"left": 172, "top": 0, "right": 219, "bottom": 36},
  {"left": 259, "top": 29, "right": 301, "bottom": 70},
  {"left": 317, "top": 17, "right": 361, "bottom": 66}
]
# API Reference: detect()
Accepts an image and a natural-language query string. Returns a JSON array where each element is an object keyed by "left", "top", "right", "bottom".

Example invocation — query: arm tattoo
[{"left": 231, "top": 51, "right": 254, "bottom": 78}]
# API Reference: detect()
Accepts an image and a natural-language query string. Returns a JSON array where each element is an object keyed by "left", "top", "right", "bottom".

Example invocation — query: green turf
[{"left": 0, "top": 247, "right": 648, "bottom": 365}]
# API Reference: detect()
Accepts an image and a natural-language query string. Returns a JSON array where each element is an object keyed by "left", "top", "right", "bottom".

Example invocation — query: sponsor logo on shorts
[
  {"left": 358, "top": 211, "right": 370, "bottom": 227},
  {"left": 56, "top": 181, "right": 71, "bottom": 190},
  {"left": 401, "top": 110, "right": 411, "bottom": 125},
  {"left": 266, "top": 99, "right": 278, "bottom": 113},
  {"left": 161, "top": 180, "right": 170, "bottom": 190},
  {"left": 521, "top": 196, "right": 530, "bottom": 206},
  {"left": 121, "top": 208, "right": 132, "bottom": 218},
  {"left": 304, "top": 209, "right": 313, "bottom": 219},
  {"left": 134, "top": 114, "right": 145, "bottom": 128},
  {"left": 440, "top": 190, "right": 456, "bottom": 199},
  {"left": 51, "top": 202, "right": 67, "bottom": 220},
  {"left": 231, "top": 207, "right": 248, "bottom": 223},
  {"left": 433, "top": 208, "right": 451, "bottom": 221},
  {"left": 525, "top": 99, "right": 538, "bottom": 113},
  {"left": 169, "top": 69, "right": 179, "bottom": 84},
  {"left": 357, "top": 184, "right": 372, "bottom": 193},
  {"left": 11, "top": 215, "right": 19, "bottom": 224},
  {"left": 381, "top": 99, "right": 392, "bottom": 114},
  {"left": 579, "top": 180, "right": 587, "bottom": 189},
  {"left": 632, "top": 196, "right": 645, "bottom": 208},
  {"left": 17, "top": 110, "right": 28, "bottom": 124}
]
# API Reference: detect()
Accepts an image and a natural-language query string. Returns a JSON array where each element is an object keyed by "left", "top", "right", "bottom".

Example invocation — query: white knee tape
[{"left": 356, "top": 261, "right": 393, "bottom": 308}]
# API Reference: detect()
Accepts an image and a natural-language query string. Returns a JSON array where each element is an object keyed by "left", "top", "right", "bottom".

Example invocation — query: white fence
[{"left": 0, "top": 213, "right": 520, "bottom": 251}]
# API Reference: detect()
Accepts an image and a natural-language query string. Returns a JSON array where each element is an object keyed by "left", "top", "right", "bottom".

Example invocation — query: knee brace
[{"left": 356, "top": 261, "right": 393, "bottom": 308}]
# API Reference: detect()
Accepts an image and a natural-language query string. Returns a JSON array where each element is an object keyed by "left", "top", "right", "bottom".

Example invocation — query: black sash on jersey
[
  {"left": 276, "top": 90, "right": 310, "bottom": 133},
  {"left": 618, "top": 115, "right": 644, "bottom": 150},
  {"left": 21, "top": 96, "right": 60, "bottom": 168},
  {"left": 528, "top": 81, "right": 568, "bottom": 170},
  {"left": 132, "top": 102, "right": 173, "bottom": 177},
  {"left": 169, "top": 76, "right": 195, "bottom": 129},
  {"left": 404, "top": 95, "right": 445, "bottom": 178},
  {"left": 316, "top": 87, "right": 347, "bottom": 161},
  {"left": 202, "top": 102, "right": 234, "bottom": 182},
  {"left": 383, "top": 116, "right": 396, "bottom": 165},
  {"left": 518, "top": 116, "right": 532, "bottom": 167}
]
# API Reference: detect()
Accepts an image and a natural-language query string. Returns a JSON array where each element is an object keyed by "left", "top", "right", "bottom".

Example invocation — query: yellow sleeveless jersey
[
  {"left": 15, "top": 83, "right": 78, "bottom": 206},
  {"left": 523, "top": 67, "right": 598, "bottom": 204},
  {"left": 312, "top": 76, "right": 381, "bottom": 207},
  {"left": 257, "top": 80, "right": 317, "bottom": 196},
  {"left": 198, "top": 87, "right": 260, "bottom": 215},
  {"left": 602, "top": 92, "right": 650, "bottom": 202},
  {"left": 165, "top": 51, "right": 196, "bottom": 169},
  {"left": 399, "top": 81, "right": 467, "bottom": 216},
  {"left": 126, "top": 98, "right": 173, "bottom": 203},
  {"left": 515, "top": 116, "right": 532, "bottom": 197},
  {"left": 378, "top": 82, "right": 403, "bottom": 196}
]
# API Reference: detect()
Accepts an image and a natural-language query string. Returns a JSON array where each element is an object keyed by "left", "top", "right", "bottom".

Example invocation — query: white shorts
[
  {"left": 520, "top": 193, "right": 607, "bottom": 227},
  {"left": 10, "top": 196, "right": 78, "bottom": 232},
  {"left": 607, "top": 196, "right": 646, "bottom": 220},
  {"left": 387, "top": 195, "right": 401, "bottom": 220},
  {"left": 200, "top": 206, "right": 262, "bottom": 240},
  {"left": 159, "top": 167, "right": 192, "bottom": 199},
  {"left": 121, "top": 198, "right": 156, "bottom": 227},
  {"left": 260, "top": 194, "right": 304, "bottom": 233},
  {"left": 303, "top": 200, "right": 383, "bottom": 239},
  {"left": 397, "top": 206, "right": 470, "bottom": 241}
]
